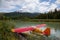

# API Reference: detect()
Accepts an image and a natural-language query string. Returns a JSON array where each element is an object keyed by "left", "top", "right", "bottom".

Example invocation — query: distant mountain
[{"left": 4, "top": 12, "right": 40, "bottom": 19}]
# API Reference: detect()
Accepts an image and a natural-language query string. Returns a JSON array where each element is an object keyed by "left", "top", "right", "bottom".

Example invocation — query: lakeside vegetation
[
  {"left": 0, "top": 21, "right": 20, "bottom": 40},
  {"left": 26, "top": 19, "right": 60, "bottom": 22}
]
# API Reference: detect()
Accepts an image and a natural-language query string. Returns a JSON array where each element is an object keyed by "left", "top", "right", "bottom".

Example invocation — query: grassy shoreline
[
  {"left": 14, "top": 19, "right": 60, "bottom": 22},
  {"left": 0, "top": 19, "right": 60, "bottom": 22},
  {"left": 29, "top": 19, "right": 60, "bottom": 22}
]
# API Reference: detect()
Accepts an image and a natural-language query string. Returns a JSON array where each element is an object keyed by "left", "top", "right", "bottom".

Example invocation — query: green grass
[
  {"left": 26, "top": 19, "right": 60, "bottom": 22},
  {"left": 0, "top": 20, "right": 19, "bottom": 40}
]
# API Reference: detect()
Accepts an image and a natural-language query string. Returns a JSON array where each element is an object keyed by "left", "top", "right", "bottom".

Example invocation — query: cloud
[
  {"left": 19, "top": 1, "right": 50, "bottom": 13},
  {"left": 47, "top": 3, "right": 57, "bottom": 12},
  {"left": 0, "top": 0, "right": 60, "bottom": 13},
  {"left": 55, "top": 0, "right": 60, "bottom": 4}
]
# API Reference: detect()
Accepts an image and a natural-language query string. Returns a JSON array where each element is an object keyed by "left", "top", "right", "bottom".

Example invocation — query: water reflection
[{"left": 49, "top": 28, "right": 60, "bottom": 40}]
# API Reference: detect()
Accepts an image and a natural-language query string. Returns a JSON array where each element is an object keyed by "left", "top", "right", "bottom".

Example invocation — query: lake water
[{"left": 14, "top": 21, "right": 60, "bottom": 40}]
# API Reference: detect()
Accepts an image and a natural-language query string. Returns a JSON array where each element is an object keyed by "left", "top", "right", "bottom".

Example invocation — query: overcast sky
[{"left": 0, "top": 0, "right": 60, "bottom": 13}]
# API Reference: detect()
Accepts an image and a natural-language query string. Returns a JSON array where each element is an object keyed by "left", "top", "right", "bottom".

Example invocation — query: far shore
[{"left": 2, "top": 19, "right": 60, "bottom": 22}]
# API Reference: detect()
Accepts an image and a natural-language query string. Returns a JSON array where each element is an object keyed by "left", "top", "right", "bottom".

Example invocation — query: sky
[{"left": 0, "top": 0, "right": 60, "bottom": 13}]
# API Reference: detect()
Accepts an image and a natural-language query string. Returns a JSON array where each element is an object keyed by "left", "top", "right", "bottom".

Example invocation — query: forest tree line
[{"left": 35, "top": 9, "right": 60, "bottom": 19}]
